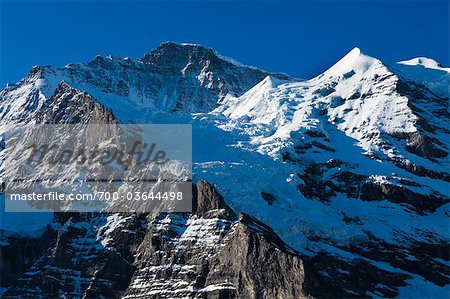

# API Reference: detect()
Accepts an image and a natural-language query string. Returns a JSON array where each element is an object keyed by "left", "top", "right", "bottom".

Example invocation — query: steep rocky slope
[
  {"left": 1, "top": 182, "right": 311, "bottom": 299},
  {"left": 0, "top": 42, "right": 290, "bottom": 124}
]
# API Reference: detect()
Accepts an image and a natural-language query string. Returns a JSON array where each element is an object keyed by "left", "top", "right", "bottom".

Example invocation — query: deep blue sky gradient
[{"left": 1, "top": 0, "right": 449, "bottom": 86}]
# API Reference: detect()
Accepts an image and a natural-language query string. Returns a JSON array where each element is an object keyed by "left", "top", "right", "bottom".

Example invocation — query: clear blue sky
[{"left": 1, "top": 0, "right": 448, "bottom": 86}]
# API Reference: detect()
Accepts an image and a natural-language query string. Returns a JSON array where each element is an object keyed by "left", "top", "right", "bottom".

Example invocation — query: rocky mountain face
[
  {"left": 1, "top": 182, "right": 310, "bottom": 298},
  {"left": 36, "top": 82, "right": 117, "bottom": 124},
  {"left": 0, "top": 42, "right": 289, "bottom": 124},
  {"left": 0, "top": 42, "right": 449, "bottom": 298}
]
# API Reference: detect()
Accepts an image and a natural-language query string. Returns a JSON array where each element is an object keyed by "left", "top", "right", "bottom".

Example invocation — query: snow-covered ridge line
[
  {"left": 159, "top": 41, "right": 289, "bottom": 75},
  {"left": 2, "top": 41, "right": 293, "bottom": 118}
]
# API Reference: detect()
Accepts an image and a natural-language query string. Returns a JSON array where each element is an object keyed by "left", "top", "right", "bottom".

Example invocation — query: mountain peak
[
  {"left": 397, "top": 57, "right": 449, "bottom": 72},
  {"left": 153, "top": 41, "right": 216, "bottom": 54},
  {"left": 321, "top": 47, "right": 378, "bottom": 78}
]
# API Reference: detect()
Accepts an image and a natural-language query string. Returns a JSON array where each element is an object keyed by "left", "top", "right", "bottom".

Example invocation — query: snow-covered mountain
[{"left": 0, "top": 42, "right": 449, "bottom": 298}]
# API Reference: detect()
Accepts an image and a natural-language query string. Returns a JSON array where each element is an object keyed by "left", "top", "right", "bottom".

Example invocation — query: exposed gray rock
[
  {"left": 261, "top": 192, "right": 275, "bottom": 205},
  {"left": 1, "top": 213, "right": 146, "bottom": 299},
  {"left": 194, "top": 181, "right": 237, "bottom": 220},
  {"left": 359, "top": 181, "right": 449, "bottom": 214},
  {"left": 206, "top": 213, "right": 309, "bottom": 299},
  {"left": 123, "top": 181, "right": 311, "bottom": 299}
]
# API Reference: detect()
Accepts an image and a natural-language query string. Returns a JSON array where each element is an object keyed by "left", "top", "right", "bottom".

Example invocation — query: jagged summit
[
  {"left": 1, "top": 44, "right": 449, "bottom": 298},
  {"left": 61, "top": 42, "right": 274, "bottom": 78},
  {"left": 1, "top": 42, "right": 292, "bottom": 119},
  {"left": 320, "top": 47, "right": 379, "bottom": 78},
  {"left": 141, "top": 41, "right": 217, "bottom": 65},
  {"left": 140, "top": 41, "right": 294, "bottom": 80}
]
